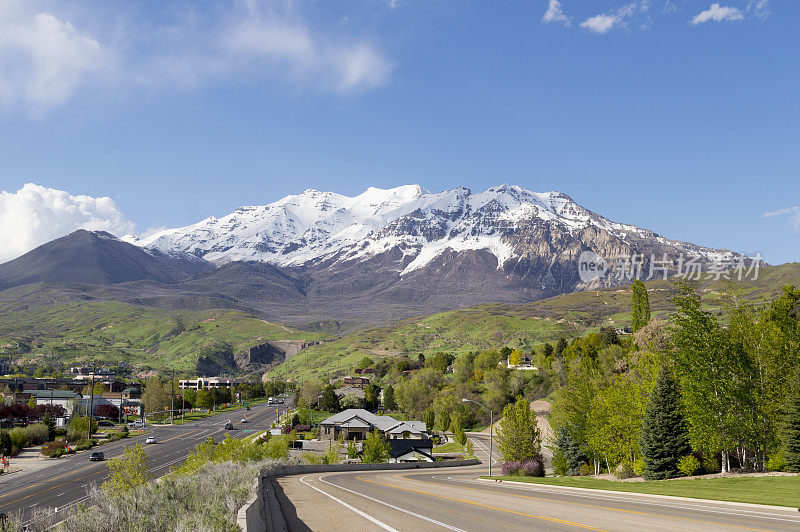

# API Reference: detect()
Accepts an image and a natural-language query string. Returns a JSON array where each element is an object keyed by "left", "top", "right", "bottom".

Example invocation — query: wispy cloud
[
  {"left": 748, "top": 0, "right": 771, "bottom": 20},
  {"left": 0, "top": 0, "right": 393, "bottom": 115},
  {"left": 542, "top": 0, "right": 572, "bottom": 26},
  {"left": 762, "top": 207, "right": 800, "bottom": 231},
  {"left": 690, "top": 3, "right": 745, "bottom": 25},
  {"left": 0, "top": 183, "right": 135, "bottom": 263},
  {"left": 580, "top": 2, "right": 645, "bottom": 34}
]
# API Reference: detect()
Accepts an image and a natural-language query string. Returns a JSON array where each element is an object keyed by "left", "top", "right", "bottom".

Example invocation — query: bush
[
  {"left": 677, "top": 455, "right": 702, "bottom": 477},
  {"left": 25, "top": 423, "right": 50, "bottom": 445},
  {"left": 766, "top": 450, "right": 786, "bottom": 472},
  {"left": 615, "top": 461, "right": 635, "bottom": 479},
  {"left": 41, "top": 441, "right": 68, "bottom": 457},
  {"left": 8, "top": 427, "right": 28, "bottom": 451},
  {"left": 74, "top": 439, "right": 97, "bottom": 452},
  {"left": 501, "top": 456, "right": 545, "bottom": 477},
  {"left": 0, "top": 430, "right": 10, "bottom": 456},
  {"left": 702, "top": 454, "right": 720, "bottom": 474},
  {"left": 632, "top": 458, "right": 645, "bottom": 477},
  {"left": 579, "top": 463, "right": 593, "bottom": 476}
]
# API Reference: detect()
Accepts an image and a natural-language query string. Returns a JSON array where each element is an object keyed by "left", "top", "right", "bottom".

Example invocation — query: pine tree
[
  {"left": 782, "top": 371, "right": 800, "bottom": 472},
  {"left": 554, "top": 426, "right": 587, "bottom": 476},
  {"left": 555, "top": 337, "right": 568, "bottom": 357},
  {"left": 631, "top": 279, "right": 651, "bottom": 332},
  {"left": 423, "top": 410, "right": 435, "bottom": 433},
  {"left": 318, "top": 385, "right": 340, "bottom": 412},
  {"left": 640, "top": 367, "right": 691, "bottom": 479}
]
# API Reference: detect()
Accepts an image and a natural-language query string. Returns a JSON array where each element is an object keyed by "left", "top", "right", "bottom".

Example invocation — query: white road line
[
  {"left": 299, "top": 474, "right": 399, "bottom": 532},
  {"left": 318, "top": 473, "right": 466, "bottom": 532}
]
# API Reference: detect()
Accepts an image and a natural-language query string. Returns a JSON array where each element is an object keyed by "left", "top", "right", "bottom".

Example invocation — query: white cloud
[
  {"left": 0, "top": 183, "right": 135, "bottom": 263},
  {"left": 690, "top": 3, "right": 744, "bottom": 25},
  {"left": 748, "top": 0, "right": 771, "bottom": 20},
  {"left": 580, "top": 2, "right": 641, "bottom": 34},
  {"left": 763, "top": 207, "right": 800, "bottom": 231},
  {"left": 542, "top": 0, "right": 572, "bottom": 26},
  {"left": 0, "top": 2, "right": 113, "bottom": 113}
]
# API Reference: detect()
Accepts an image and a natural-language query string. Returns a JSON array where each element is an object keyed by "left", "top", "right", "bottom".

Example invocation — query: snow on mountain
[{"left": 129, "top": 184, "right": 732, "bottom": 274}]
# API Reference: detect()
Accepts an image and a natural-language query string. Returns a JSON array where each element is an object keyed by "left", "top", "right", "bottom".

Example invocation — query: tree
[
  {"left": 640, "top": 367, "right": 691, "bottom": 480},
  {"left": 497, "top": 397, "right": 541, "bottom": 463},
  {"left": 357, "top": 357, "right": 374, "bottom": 369},
  {"left": 362, "top": 431, "right": 391, "bottom": 463},
  {"left": 383, "top": 385, "right": 397, "bottom": 411},
  {"left": 439, "top": 409, "right": 451, "bottom": 432},
  {"left": 142, "top": 379, "right": 171, "bottom": 416},
  {"left": 95, "top": 404, "right": 119, "bottom": 420},
  {"left": 27, "top": 396, "right": 37, "bottom": 409},
  {"left": 553, "top": 427, "right": 586, "bottom": 476},
  {"left": 364, "top": 384, "right": 379, "bottom": 411},
  {"left": 417, "top": 353, "right": 426, "bottom": 368},
  {"left": 82, "top": 382, "right": 108, "bottom": 396},
  {"left": 508, "top": 350, "right": 522, "bottom": 367},
  {"left": 195, "top": 388, "right": 214, "bottom": 409},
  {"left": 542, "top": 343, "right": 554, "bottom": 358},
  {"left": 783, "top": 370, "right": 800, "bottom": 472},
  {"left": 318, "top": 385, "right": 341, "bottom": 412},
  {"left": 423, "top": 410, "right": 435, "bottom": 433},
  {"left": 452, "top": 418, "right": 466, "bottom": 446},
  {"left": 631, "top": 279, "right": 651, "bottom": 332},
  {"left": 555, "top": 337, "right": 568, "bottom": 357},
  {"left": 0, "top": 431, "right": 11, "bottom": 456},
  {"left": 103, "top": 444, "right": 150, "bottom": 493}
]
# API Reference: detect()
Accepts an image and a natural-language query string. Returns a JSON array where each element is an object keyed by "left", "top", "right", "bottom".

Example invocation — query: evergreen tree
[
  {"left": 318, "top": 385, "right": 341, "bottom": 412},
  {"left": 554, "top": 426, "right": 587, "bottom": 476},
  {"left": 383, "top": 385, "right": 397, "bottom": 411},
  {"left": 640, "top": 367, "right": 691, "bottom": 479},
  {"left": 782, "top": 370, "right": 800, "bottom": 472},
  {"left": 631, "top": 279, "right": 651, "bottom": 332},
  {"left": 542, "top": 343, "right": 554, "bottom": 358},
  {"left": 423, "top": 410, "right": 435, "bottom": 433},
  {"left": 555, "top": 337, "right": 568, "bottom": 357}
]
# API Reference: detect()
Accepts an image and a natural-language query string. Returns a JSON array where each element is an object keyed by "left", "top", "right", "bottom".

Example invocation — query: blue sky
[{"left": 0, "top": 0, "right": 797, "bottom": 264}]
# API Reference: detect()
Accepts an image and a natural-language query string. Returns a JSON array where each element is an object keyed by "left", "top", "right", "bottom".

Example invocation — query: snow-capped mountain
[{"left": 126, "top": 184, "right": 735, "bottom": 283}]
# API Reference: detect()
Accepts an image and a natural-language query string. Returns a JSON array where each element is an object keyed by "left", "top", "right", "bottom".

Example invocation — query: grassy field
[
  {"left": 0, "top": 301, "right": 326, "bottom": 371},
  {"left": 268, "top": 263, "right": 800, "bottom": 381},
  {"left": 486, "top": 475, "right": 800, "bottom": 508},
  {"left": 433, "top": 442, "right": 465, "bottom": 453}
]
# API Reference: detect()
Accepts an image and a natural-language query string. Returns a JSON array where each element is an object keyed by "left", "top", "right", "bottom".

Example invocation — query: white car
[{"left": 145, "top": 436, "right": 157, "bottom": 444}]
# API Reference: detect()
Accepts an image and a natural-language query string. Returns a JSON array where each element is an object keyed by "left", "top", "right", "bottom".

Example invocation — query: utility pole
[
  {"left": 87, "top": 362, "right": 95, "bottom": 441},
  {"left": 170, "top": 369, "right": 175, "bottom": 425}
]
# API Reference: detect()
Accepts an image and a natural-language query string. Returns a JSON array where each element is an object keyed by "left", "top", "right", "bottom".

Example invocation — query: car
[
  {"left": 224, "top": 422, "right": 234, "bottom": 430},
  {"left": 97, "top": 420, "right": 115, "bottom": 428},
  {"left": 145, "top": 436, "right": 157, "bottom": 444},
  {"left": 240, "top": 418, "right": 248, "bottom": 423},
  {"left": 90, "top": 452, "right": 104, "bottom": 461},
  {"left": 128, "top": 421, "right": 145, "bottom": 429}
]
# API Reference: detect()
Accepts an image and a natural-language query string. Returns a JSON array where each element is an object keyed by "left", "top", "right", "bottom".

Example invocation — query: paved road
[
  {"left": 276, "top": 434, "right": 800, "bottom": 532},
  {"left": 0, "top": 401, "right": 288, "bottom": 524}
]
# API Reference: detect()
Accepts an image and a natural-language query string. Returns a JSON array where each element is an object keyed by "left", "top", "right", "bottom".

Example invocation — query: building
[
  {"left": 23, "top": 389, "right": 82, "bottom": 411},
  {"left": 178, "top": 377, "right": 243, "bottom": 390},
  {"left": 0, "top": 377, "right": 86, "bottom": 394},
  {"left": 342, "top": 376, "right": 370, "bottom": 389},
  {"left": 319, "top": 409, "right": 428, "bottom": 442},
  {"left": 388, "top": 438, "right": 434, "bottom": 463}
]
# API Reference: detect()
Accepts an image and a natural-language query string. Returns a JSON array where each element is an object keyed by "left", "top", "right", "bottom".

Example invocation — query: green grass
[
  {"left": 486, "top": 475, "right": 800, "bottom": 508},
  {"left": 0, "top": 301, "right": 325, "bottom": 371},
  {"left": 433, "top": 442, "right": 465, "bottom": 453}
]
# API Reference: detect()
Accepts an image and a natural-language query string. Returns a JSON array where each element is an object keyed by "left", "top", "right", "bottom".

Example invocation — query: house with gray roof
[{"left": 319, "top": 409, "right": 428, "bottom": 442}]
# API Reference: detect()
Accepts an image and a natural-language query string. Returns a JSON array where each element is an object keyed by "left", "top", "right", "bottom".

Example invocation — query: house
[
  {"left": 24, "top": 389, "right": 82, "bottom": 411},
  {"left": 319, "top": 409, "right": 428, "bottom": 442},
  {"left": 178, "top": 377, "right": 243, "bottom": 390},
  {"left": 335, "top": 386, "right": 365, "bottom": 399},
  {"left": 388, "top": 438, "right": 434, "bottom": 463},
  {"left": 342, "top": 376, "right": 370, "bottom": 389}
]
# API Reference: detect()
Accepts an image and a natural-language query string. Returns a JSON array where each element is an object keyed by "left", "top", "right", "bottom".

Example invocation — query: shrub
[
  {"left": 702, "top": 454, "right": 720, "bottom": 474},
  {"left": 632, "top": 458, "right": 645, "bottom": 477},
  {"left": 25, "top": 423, "right": 50, "bottom": 446},
  {"left": 0, "top": 430, "right": 10, "bottom": 456},
  {"left": 766, "top": 450, "right": 786, "bottom": 472},
  {"left": 502, "top": 456, "right": 545, "bottom": 477},
  {"left": 347, "top": 440, "right": 358, "bottom": 459},
  {"left": 74, "top": 439, "right": 97, "bottom": 451},
  {"left": 615, "top": 461, "right": 635, "bottom": 479},
  {"left": 41, "top": 441, "right": 68, "bottom": 457},
  {"left": 579, "top": 463, "right": 593, "bottom": 476},
  {"left": 301, "top": 452, "right": 322, "bottom": 464},
  {"left": 552, "top": 449, "right": 568, "bottom": 476},
  {"left": 677, "top": 455, "right": 702, "bottom": 477},
  {"left": 501, "top": 461, "right": 520, "bottom": 475},
  {"left": 8, "top": 427, "right": 28, "bottom": 451},
  {"left": 265, "top": 436, "right": 289, "bottom": 459}
]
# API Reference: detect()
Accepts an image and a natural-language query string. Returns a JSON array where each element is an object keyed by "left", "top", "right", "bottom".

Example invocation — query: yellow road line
[
  {"left": 395, "top": 473, "right": 776, "bottom": 532},
  {"left": 355, "top": 475, "right": 607, "bottom": 531}
]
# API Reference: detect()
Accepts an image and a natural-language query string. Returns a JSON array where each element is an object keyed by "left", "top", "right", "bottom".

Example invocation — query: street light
[{"left": 462, "top": 398, "right": 493, "bottom": 477}]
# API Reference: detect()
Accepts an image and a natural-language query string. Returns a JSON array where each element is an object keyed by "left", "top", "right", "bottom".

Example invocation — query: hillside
[
  {"left": 267, "top": 262, "right": 800, "bottom": 382},
  {"left": 0, "top": 301, "right": 326, "bottom": 373}
]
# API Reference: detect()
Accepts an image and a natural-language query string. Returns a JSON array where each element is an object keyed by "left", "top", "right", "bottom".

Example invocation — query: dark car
[
  {"left": 90, "top": 452, "right": 104, "bottom": 461},
  {"left": 97, "top": 420, "right": 115, "bottom": 428},
  {"left": 224, "top": 422, "right": 234, "bottom": 430}
]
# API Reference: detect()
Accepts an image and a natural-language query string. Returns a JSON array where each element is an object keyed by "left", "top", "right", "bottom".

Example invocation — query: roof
[
  {"left": 388, "top": 438, "right": 433, "bottom": 458},
  {"left": 387, "top": 421, "right": 427, "bottom": 435},
  {"left": 26, "top": 390, "right": 80, "bottom": 399},
  {"left": 320, "top": 409, "right": 410, "bottom": 432}
]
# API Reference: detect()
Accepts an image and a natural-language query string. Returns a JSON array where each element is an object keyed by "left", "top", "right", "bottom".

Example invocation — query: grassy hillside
[
  {"left": 0, "top": 301, "right": 325, "bottom": 372},
  {"left": 267, "top": 263, "right": 800, "bottom": 382}
]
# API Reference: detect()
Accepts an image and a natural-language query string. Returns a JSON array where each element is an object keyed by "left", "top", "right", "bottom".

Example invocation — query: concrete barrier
[{"left": 238, "top": 459, "right": 481, "bottom": 531}]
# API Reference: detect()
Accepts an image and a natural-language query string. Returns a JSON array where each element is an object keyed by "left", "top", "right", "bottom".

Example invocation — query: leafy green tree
[
  {"left": 423, "top": 410, "right": 435, "bottom": 433},
  {"left": 508, "top": 350, "right": 522, "bottom": 366},
  {"left": 452, "top": 418, "right": 466, "bottom": 446},
  {"left": 319, "top": 385, "right": 341, "bottom": 412},
  {"left": 428, "top": 352, "right": 455, "bottom": 373},
  {"left": 417, "top": 353, "right": 426, "bottom": 367},
  {"left": 195, "top": 388, "right": 214, "bottom": 409},
  {"left": 497, "top": 397, "right": 541, "bottom": 463},
  {"left": 363, "top": 384, "right": 379, "bottom": 411},
  {"left": 783, "top": 370, "right": 800, "bottom": 472},
  {"left": 102, "top": 444, "right": 150, "bottom": 493},
  {"left": 358, "top": 356, "right": 374, "bottom": 369},
  {"left": 362, "top": 431, "right": 391, "bottom": 463},
  {"left": 631, "top": 279, "right": 651, "bottom": 332},
  {"left": 142, "top": 379, "right": 171, "bottom": 416},
  {"left": 640, "top": 367, "right": 691, "bottom": 480},
  {"left": 587, "top": 373, "right": 648, "bottom": 468},
  {"left": 542, "top": 343, "right": 554, "bottom": 358},
  {"left": 383, "top": 385, "right": 397, "bottom": 411},
  {"left": 27, "top": 396, "right": 37, "bottom": 409},
  {"left": 439, "top": 409, "right": 451, "bottom": 432}
]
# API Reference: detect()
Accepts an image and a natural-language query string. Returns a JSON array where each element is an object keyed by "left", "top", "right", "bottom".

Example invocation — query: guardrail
[{"left": 237, "top": 459, "right": 481, "bottom": 531}]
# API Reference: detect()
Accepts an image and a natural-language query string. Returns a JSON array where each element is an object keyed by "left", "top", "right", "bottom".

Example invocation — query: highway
[
  {"left": 275, "top": 433, "right": 800, "bottom": 532},
  {"left": 0, "top": 400, "right": 287, "bottom": 524}
]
